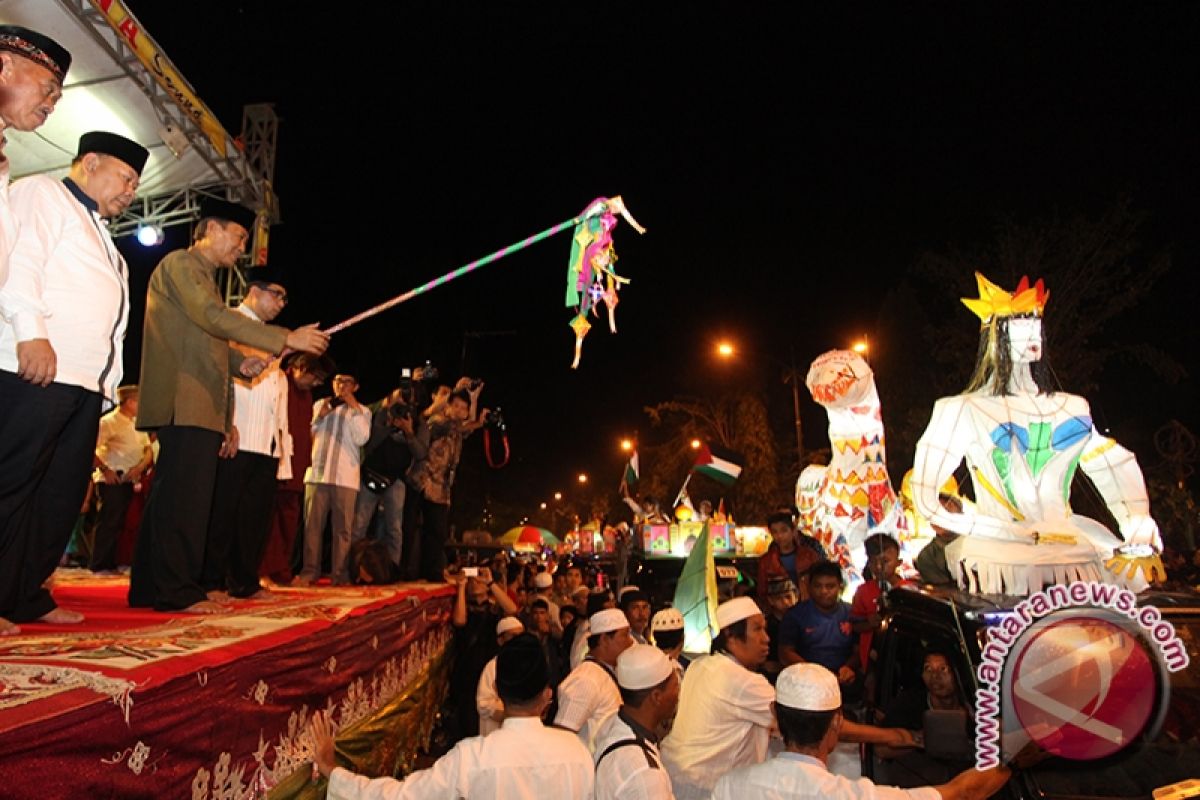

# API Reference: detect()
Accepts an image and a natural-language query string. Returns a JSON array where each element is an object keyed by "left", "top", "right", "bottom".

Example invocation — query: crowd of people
[{"left": 308, "top": 527, "right": 1015, "bottom": 799}]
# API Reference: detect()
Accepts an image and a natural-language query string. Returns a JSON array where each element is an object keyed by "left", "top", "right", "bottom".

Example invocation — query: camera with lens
[
  {"left": 329, "top": 397, "right": 345, "bottom": 409},
  {"left": 487, "top": 406, "right": 506, "bottom": 431},
  {"left": 412, "top": 360, "right": 439, "bottom": 383},
  {"left": 468, "top": 378, "right": 483, "bottom": 391},
  {"left": 387, "top": 401, "right": 411, "bottom": 421}
]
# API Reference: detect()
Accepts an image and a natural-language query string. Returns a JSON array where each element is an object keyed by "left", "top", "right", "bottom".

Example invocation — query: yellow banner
[{"left": 91, "top": 0, "right": 230, "bottom": 157}]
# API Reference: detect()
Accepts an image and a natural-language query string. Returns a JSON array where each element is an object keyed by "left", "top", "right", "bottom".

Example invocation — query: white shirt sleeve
[
  {"left": 328, "top": 741, "right": 470, "bottom": 800},
  {"left": 349, "top": 406, "right": 372, "bottom": 446},
  {"left": 0, "top": 179, "right": 62, "bottom": 337},
  {"left": 554, "top": 669, "right": 594, "bottom": 733},
  {"left": 476, "top": 659, "right": 503, "bottom": 726}
]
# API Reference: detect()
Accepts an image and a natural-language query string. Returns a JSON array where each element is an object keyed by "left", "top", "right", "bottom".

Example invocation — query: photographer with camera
[
  {"left": 296, "top": 374, "right": 370, "bottom": 586},
  {"left": 350, "top": 382, "right": 427, "bottom": 572},
  {"left": 408, "top": 377, "right": 488, "bottom": 582}
]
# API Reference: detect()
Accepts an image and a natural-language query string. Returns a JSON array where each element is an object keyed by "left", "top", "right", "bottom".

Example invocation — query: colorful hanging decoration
[
  {"left": 564, "top": 196, "right": 645, "bottom": 368},
  {"left": 325, "top": 197, "right": 645, "bottom": 372}
]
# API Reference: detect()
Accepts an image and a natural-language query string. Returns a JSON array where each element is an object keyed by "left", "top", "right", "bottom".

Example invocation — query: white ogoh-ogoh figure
[
  {"left": 795, "top": 349, "right": 902, "bottom": 587},
  {"left": 910, "top": 273, "right": 1163, "bottom": 595}
]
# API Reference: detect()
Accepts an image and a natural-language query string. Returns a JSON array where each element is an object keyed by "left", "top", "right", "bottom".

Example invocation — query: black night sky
[{"left": 117, "top": 2, "right": 1200, "bottom": 529}]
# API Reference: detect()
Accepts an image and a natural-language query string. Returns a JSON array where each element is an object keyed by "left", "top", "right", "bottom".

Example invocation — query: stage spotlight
[{"left": 136, "top": 223, "right": 164, "bottom": 247}]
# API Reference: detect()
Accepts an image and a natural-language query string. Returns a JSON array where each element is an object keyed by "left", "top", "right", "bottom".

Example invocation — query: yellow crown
[{"left": 961, "top": 272, "right": 1049, "bottom": 324}]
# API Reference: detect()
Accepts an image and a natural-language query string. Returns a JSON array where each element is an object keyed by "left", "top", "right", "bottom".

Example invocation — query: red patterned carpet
[{"left": 0, "top": 570, "right": 454, "bottom": 798}]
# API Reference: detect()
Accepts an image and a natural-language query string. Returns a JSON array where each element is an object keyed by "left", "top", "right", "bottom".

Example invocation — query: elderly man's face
[
  {"left": 79, "top": 154, "right": 140, "bottom": 219},
  {"left": 207, "top": 219, "right": 249, "bottom": 268},
  {"left": 0, "top": 53, "right": 62, "bottom": 131}
]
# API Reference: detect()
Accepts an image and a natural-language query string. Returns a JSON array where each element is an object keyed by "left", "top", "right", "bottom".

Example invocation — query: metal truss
[{"left": 56, "top": 1, "right": 282, "bottom": 304}]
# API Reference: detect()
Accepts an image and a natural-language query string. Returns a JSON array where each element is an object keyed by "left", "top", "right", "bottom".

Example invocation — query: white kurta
[
  {"left": 554, "top": 657, "right": 622, "bottom": 750},
  {"left": 659, "top": 653, "right": 775, "bottom": 800},
  {"left": 327, "top": 716, "right": 594, "bottom": 800},
  {"left": 229, "top": 304, "right": 290, "bottom": 468},
  {"left": 476, "top": 656, "right": 503, "bottom": 736},
  {"left": 0, "top": 176, "right": 128, "bottom": 403},
  {"left": 94, "top": 407, "right": 150, "bottom": 478},
  {"left": 0, "top": 159, "right": 17, "bottom": 290},
  {"left": 593, "top": 710, "right": 675, "bottom": 800},
  {"left": 306, "top": 399, "right": 371, "bottom": 489},
  {"left": 712, "top": 752, "right": 941, "bottom": 800}
]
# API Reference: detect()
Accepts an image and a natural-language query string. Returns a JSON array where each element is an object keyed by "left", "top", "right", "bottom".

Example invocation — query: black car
[{"left": 866, "top": 585, "right": 1200, "bottom": 800}]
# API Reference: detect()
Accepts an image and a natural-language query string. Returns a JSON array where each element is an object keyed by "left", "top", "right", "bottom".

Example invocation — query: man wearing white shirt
[
  {"left": 712, "top": 663, "right": 1010, "bottom": 800},
  {"left": 476, "top": 616, "right": 525, "bottom": 736},
  {"left": 0, "top": 25, "right": 71, "bottom": 296},
  {"left": 555, "top": 607, "right": 633, "bottom": 750},
  {"left": 659, "top": 596, "right": 776, "bottom": 799},
  {"left": 594, "top": 644, "right": 681, "bottom": 800},
  {"left": 0, "top": 132, "right": 147, "bottom": 631},
  {"left": 312, "top": 633, "right": 594, "bottom": 799},
  {"left": 202, "top": 273, "right": 291, "bottom": 600},
  {"left": 297, "top": 374, "right": 370, "bottom": 585},
  {"left": 90, "top": 384, "right": 152, "bottom": 572}
]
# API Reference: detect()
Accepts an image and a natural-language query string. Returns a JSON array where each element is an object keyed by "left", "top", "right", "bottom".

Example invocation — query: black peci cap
[
  {"left": 77, "top": 131, "right": 150, "bottom": 175},
  {"left": 0, "top": 25, "right": 71, "bottom": 82},
  {"left": 199, "top": 197, "right": 257, "bottom": 232}
]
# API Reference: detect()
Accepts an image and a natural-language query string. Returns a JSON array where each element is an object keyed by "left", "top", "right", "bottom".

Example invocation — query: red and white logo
[{"left": 1010, "top": 615, "right": 1156, "bottom": 760}]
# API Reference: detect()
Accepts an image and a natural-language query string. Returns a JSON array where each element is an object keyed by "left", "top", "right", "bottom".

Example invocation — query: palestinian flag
[
  {"left": 623, "top": 451, "right": 640, "bottom": 486},
  {"left": 692, "top": 443, "right": 742, "bottom": 486}
]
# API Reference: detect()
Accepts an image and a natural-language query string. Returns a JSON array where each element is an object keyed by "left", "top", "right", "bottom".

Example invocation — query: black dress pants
[
  {"left": 203, "top": 450, "right": 279, "bottom": 597},
  {"left": 89, "top": 482, "right": 134, "bottom": 571},
  {"left": 0, "top": 371, "right": 100, "bottom": 621},
  {"left": 129, "top": 425, "right": 222, "bottom": 610}
]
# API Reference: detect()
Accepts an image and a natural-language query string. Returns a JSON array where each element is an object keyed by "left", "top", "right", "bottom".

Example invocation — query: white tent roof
[{"left": 0, "top": 0, "right": 270, "bottom": 237}]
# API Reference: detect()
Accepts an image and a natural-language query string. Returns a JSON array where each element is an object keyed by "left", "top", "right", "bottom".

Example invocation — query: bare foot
[
  {"left": 0, "top": 617, "right": 20, "bottom": 636},
  {"left": 180, "top": 600, "right": 225, "bottom": 615},
  {"left": 38, "top": 607, "right": 84, "bottom": 624},
  {"left": 206, "top": 590, "right": 232, "bottom": 604}
]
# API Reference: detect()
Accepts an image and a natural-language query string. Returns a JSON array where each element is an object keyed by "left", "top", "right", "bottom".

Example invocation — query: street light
[
  {"left": 540, "top": 502, "right": 548, "bottom": 510},
  {"left": 553, "top": 492, "right": 563, "bottom": 501},
  {"left": 577, "top": 473, "right": 589, "bottom": 484},
  {"left": 713, "top": 340, "right": 806, "bottom": 466},
  {"left": 690, "top": 438, "right": 702, "bottom": 450},
  {"left": 852, "top": 336, "right": 870, "bottom": 356},
  {"left": 620, "top": 438, "right": 634, "bottom": 452}
]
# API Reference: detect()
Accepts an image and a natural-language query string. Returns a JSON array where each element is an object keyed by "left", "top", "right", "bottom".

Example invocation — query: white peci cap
[
  {"left": 496, "top": 616, "right": 525, "bottom": 636},
  {"left": 534, "top": 572, "right": 553, "bottom": 589},
  {"left": 590, "top": 608, "right": 630, "bottom": 635},
  {"left": 716, "top": 596, "right": 761, "bottom": 630},
  {"left": 616, "top": 644, "right": 674, "bottom": 690},
  {"left": 776, "top": 663, "right": 841, "bottom": 711},
  {"left": 651, "top": 607, "right": 684, "bottom": 632}
]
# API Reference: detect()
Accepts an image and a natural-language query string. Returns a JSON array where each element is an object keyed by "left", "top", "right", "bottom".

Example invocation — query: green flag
[{"left": 672, "top": 521, "right": 719, "bottom": 654}]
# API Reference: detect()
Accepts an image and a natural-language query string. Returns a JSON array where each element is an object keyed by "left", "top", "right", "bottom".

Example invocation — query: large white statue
[
  {"left": 795, "top": 349, "right": 902, "bottom": 584},
  {"left": 910, "top": 273, "right": 1163, "bottom": 594}
]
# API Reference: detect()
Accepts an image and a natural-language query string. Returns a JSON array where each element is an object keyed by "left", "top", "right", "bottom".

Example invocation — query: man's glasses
[{"left": 262, "top": 287, "right": 288, "bottom": 304}]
